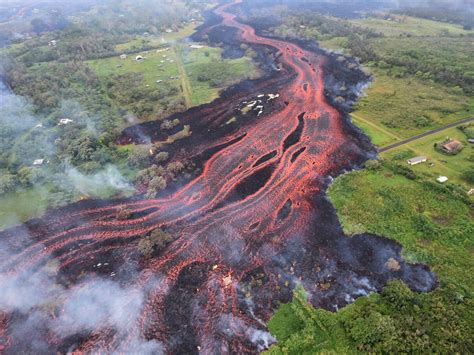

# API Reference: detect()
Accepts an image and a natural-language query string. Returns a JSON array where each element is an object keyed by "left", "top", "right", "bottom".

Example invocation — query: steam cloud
[{"left": 66, "top": 165, "right": 135, "bottom": 196}]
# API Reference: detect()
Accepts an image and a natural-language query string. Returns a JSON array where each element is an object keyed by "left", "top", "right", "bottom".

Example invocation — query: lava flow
[{"left": 0, "top": 1, "right": 436, "bottom": 354}]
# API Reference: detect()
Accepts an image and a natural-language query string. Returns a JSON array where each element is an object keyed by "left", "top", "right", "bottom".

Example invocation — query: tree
[
  {"left": 155, "top": 151, "right": 169, "bottom": 163},
  {"left": 128, "top": 146, "right": 151, "bottom": 168},
  {"left": 31, "top": 18, "right": 48, "bottom": 34},
  {"left": 18, "top": 166, "right": 43, "bottom": 187},
  {"left": 137, "top": 228, "right": 172, "bottom": 256},
  {"left": 0, "top": 173, "right": 17, "bottom": 195},
  {"left": 460, "top": 168, "right": 474, "bottom": 184}
]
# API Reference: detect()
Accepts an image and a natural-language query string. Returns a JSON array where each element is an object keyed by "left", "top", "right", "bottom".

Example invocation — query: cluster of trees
[
  {"left": 135, "top": 160, "right": 188, "bottom": 199},
  {"left": 137, "top": 228, "right": 173, "bottom": 257},
  {"left": 269, "top": 278, "right": 472, "bottom": 354},
  {"left": 270, "top": 11, "right": 382, "bottom": 44},
  {"left": 254, "top": 5, "right": 474, "bottom": 94},
  {"left": 106, "top": 73, "right": 182, "bottom": 120},
  {"left": 371, "top": 37, "right": 474, "bottom": 94},
  {"left": 395, "top": 5, "right": 474, "bottom": 28}
]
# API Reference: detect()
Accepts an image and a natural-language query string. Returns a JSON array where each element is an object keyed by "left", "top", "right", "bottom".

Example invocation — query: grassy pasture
[
  {"left": 381, "top": 127, "right": 474, "bottom": 188},
  {"left": 352, "top": 69, "right": 474, "bottom": 140},
  {"left": 351, "top": 14, "right": 474, "bottom": 37}
]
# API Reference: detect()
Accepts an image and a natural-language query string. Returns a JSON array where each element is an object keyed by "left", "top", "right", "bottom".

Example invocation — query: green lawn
[
  {"left": 351, "top": 112, "right": 400, "bottom": 146},
  {"left": 382, "top": 127, "right": 474, "bottom": 188},
  {"left": 179, "top": 45, "right": 260, "bottom": 105},
  {"left": 88, "top": 49, "right": 180, "bottom": 86}
]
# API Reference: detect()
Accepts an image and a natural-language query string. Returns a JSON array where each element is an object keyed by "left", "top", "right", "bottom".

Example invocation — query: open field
[
  {"left": 351, "top": 14, "right": 474, "bottom": 37},
  {"left": 0, "top": 187, "right": 51, "bottom": 228},
  {"left": 328, "top": 168, "right": 473, "bottom": 286},
  {"left": 381, "top": 127, "right": 473, "bottom": 188},
  {"left": 352, "top": 68, "right": 474, "bottom": 142},
  {"left": 115, "top": 23, "right": 199, "bottom": 52},
  {"left": 88, "top": 44, "right": 260, "bottom": 121}
]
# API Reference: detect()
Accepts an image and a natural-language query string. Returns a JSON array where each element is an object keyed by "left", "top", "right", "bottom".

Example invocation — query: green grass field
[
  {"left": 0, "top": 187, "right": 52, "bottom": 228},
  {"left": 351, "top": 14, "right": 474, "bottom": 37},
  {"left": 88, "top": 43, "right": 260, "bottom": 120},
  {"left": 115, "top": 23, "right": 199, "bottom": 52},
  {"left": 382, "top": 127, "right": 473, "bottom": 188},
  {"left": 352, "top": 68, "right": 474, "bottom": 142}
]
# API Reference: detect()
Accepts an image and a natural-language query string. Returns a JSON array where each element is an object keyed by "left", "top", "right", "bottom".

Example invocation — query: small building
[
  {"left": 135, "top": 55, "right": 144, "bottom": 62},
  {"left": 33, "top": 159, "right": 45, "bottom": 166},
  {"left": 468, "top": 189, "right": 474, "bottom": 196},
  {"left": 468, "top": 138, "right": 474, "bottom": 144},
  {"left": 49, "top": 40, "right": 57, "bottom": 47},
  {"left": 58, "top": 118, "right": 74, "bottom": 126},
  {"left": 437, "top": 176, "right": 448, "bottom": 183},
  {"left": 143, "top": 32, "right": 150, "bottom": 37},
  {"left": 156, "top": 80, "right": 163, "bottom": 84},
  {"left": 190, "top": 44, "right": 204, "bottom": 49},
  {"left": 407, "top": 156, "right": 427, "bottom": 166},
  {"left": 440, "top": 139, "right": 463, "bottom": 154},
  {"left": 120, "top": 54, "right": 127, "bottom": 59},
  {"left": 165, "top": 28, "right": 173, "bottom": 33},
  {"left": 34, "top": 123, "right": 43, "bottom": 129}
]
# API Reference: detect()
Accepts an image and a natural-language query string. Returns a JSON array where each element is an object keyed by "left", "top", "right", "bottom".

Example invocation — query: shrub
[
  {"left": 116, "top": 206, "right": 132, "bottom": 220},
  {"left": 365, "top": 159, "right": 382, "bottom": 170},
  {"left": 0, "top": 173, "right": 17, "bottom": 195},
  {"left": 155, "top": 151, "right": 169, "bottom": 163},
  {"left": 137, "top": 228, "right": 172, "bottom": 256}
]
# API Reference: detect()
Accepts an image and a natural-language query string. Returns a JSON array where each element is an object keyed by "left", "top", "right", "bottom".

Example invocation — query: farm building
[
  {"left": 440, "top": 139, "right": 463, "bottom": 154},
  {"left": 190, "top": 44, "right": 204, "bottom": 49},
  {"left": 120, "top": 54, "right": 127, "bottom": 59},
  {"left": 135, "top": 55, "right": 144, "bottom": 61},
  {"left": 33, "top": 159, "right": 45, "bottom": 166},
  {"left": 407, "top": 156, "right": 427, "bottom": 166}
]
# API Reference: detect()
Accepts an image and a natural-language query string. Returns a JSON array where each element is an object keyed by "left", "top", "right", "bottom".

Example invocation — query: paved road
[{"left": 378, "top": 117, "right": 474, "bottom": 153}]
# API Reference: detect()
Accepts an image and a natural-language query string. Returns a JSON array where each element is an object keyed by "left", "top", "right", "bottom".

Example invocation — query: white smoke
[{"left": 66, "top": 165, "right": 135, "bottom": 196}]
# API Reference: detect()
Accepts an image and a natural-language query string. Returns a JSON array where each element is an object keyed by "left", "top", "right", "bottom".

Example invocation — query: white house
[
  {"left": 407, "top": 156, "right": 427, "bottom": 166},
  {"left": 58, "top": 118, "right": 74, "bottom": 125},
  {"left": 120, "top": 54, "right": 127, "bottom": 59},
  {"left": 136, "top": 55, "right": 144, "bottom": 61},
  {"left": 33, "top": 159, "right": 45, "bottom": 166}
]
